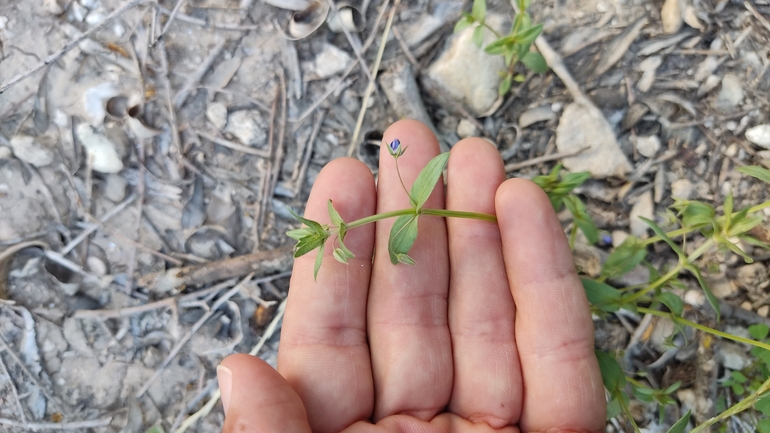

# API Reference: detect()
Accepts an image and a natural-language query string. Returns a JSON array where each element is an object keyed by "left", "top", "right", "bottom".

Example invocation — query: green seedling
[{"left": 455, "top": 0, "right": 548, "bottom": 95}]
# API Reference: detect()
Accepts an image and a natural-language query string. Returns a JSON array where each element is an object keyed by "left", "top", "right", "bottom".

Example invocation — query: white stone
[
  {"left": 758, "top": 305, "right": 769, "bottom": 317},
  {"left": 0, "top": 146, "right": 11, "bottom": 159},
  {"left": 10, "top": 135, "right": 55, "bottom": 167},
  {"left": 75, "top": 124, "right": 123, "bottom": 173},
  {"left": 426, "top": 18, "right": 506, "bottom": 116},
  {"left": 456, "top": 119, "right": 479, "bottom": 139},
  {"left": 206, "top": 103, "right": 228, "bottom": 130},
  {"left": 635, "top": 135, "right": 660, "bottom": 158},
  {"left": 102, "top": 174, "right": 127, "bottom": 202},
  {"left": 715, "top": 74, "right": 744, "bottom": 110},
  {"left": 671, "top": 179, "right": 694, "bottom": 200},
  {"left": 0, "top": 15, "right": 7, "bottom": 30},
  {"left": 611, "top": 230, "right": 629, "bottom": 247},
  {"left": 225, "top": 110, "right": 267, "bottom": 147},
  {"left": 719, "top": 342, "right": 751, "bottom": 370},
  {"left": 629, "top": 191, "right": 654, "bottom": 238},
  {"left": 746, "top": 124, "right": 770, "bottom": 149},
  {"left": 555, "top": 101, "right": 632, "bottom": 178},
  {"left": 661, "top": 0, "right": 683, "bottom": 34},
  {"left": 302, "top": 43, "right": 353, "bottom": 80},
  {"left": 519, "top": 106, "right": 556, "bottom": 128}
]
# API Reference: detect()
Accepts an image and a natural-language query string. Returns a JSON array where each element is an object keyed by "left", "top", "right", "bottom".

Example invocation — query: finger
[
  {"left": 445, "top": 139, "right": 522, "bottom": 427},
  {"left": 368, "top": 119, "right": 452, "bottom": 421},
  {"left": 219, "top": 354, "right": 311, "bottom": 433},
  {"left": 496, "top": 179, "right": 606, "bottom": 433},
  {"left": 279, "top": 158, "right": 377, "bottom": 433},
  {"left": 343, "top": 413, "right": 520, "bottom": 432}
]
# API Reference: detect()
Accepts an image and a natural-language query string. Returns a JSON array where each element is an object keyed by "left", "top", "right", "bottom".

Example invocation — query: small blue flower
[
  {"left": 602, "top": 234, "right": 613, "bottom": 245},
  {"left": 390, "top": 139, "right": 401, "bottom": 152},
  {"left": 387, "top": 138, "right": 405, "bottom": 157}
]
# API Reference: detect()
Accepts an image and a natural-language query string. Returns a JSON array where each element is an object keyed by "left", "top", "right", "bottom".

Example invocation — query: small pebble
[
  {"left": 0, "top": 15, "right": 8, "bottom": 29},
  {"left": 635, "top": 135, "right": 660, "bottom": 158},
  {"left": 86, "top": 257, "right": 107, "bottom": 276},
  {"left": 671, "top": 179, "right": 694, "bottom": 200},
  {"left": 715, "top": 74, "right": 744, "bottom": 110},
  {"left": 724, "top": 143, "right": 738, "bottom": 157},
  {"left": 206, "top": 103, "right": 228, "bottom": 131},
  {"left": 758, "top": 306, "right": 769, "bottom": 318},
  {"left": 456, "top": 119, "right": 479, "bottom": 139},
  {"left": 629, "top": 191, "right": 654, "bottom": 238},
  {"left": 740, "top": 301, "right": 752, "bottom": 311},
  {"left": 746, "top": 124, "right": 770, "bottom": 149}
]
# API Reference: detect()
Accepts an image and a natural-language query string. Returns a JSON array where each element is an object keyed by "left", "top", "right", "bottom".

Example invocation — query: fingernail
[{"left": 217, "top": 365, "right": 233, "bottom": 415}]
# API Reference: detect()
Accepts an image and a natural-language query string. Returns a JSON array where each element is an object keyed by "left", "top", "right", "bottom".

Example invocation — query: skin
[{"left": 217, "top": 120, "right": 606, "bottom": 433}]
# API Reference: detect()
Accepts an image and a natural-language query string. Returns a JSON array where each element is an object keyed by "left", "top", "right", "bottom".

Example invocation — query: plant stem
[
  {"left": 686, "top": 238, "right": 715, "bottom": 262},
  {"left": 480, "top": 21, "right": 501, "bottom": 38},
  {"left": 637, "top": 307, "right": 770, "bottom": 352},
  {"left": 420, "top": 209, "right": 497, "bottom": 222},
  {"left": 618, "top": 264, "right": 682, "bottom": 305},
  {"left": 346, "top": 208, "right": 497, "bottom": 229},
  {"left": 394, "top": 158, "right": 412, "bottom": 202},
  {"left": 689, "top": 375, "right": 770, "bottom": 433}
]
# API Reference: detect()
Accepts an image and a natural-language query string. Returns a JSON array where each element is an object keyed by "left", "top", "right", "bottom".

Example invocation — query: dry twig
[{"left": 0, "top": 417, "right": 112, "bottom": 431}]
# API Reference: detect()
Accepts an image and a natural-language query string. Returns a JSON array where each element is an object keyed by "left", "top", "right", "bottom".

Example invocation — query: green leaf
[
  {"left": 472, "top": 25, "right": 485, "bottom": 48},
  {"left": 666, "top": 410, "right": 690, "bottom": 433},
  {"left": 517, "top": 0, "right": 531, "bottom": 11},
  {"left": 564, "top": 196, "right": 599, "bottom": 244},
  {"left": 328, "top": 200, "right": 345, "bottom": 227},
  {"left": 724, "top": 191, "right": 733, "bottom": 231},
  {"left": 684, "top": 263, "right": 721, "bottom": 321},
  {"left": 582, "top": 278, "right": 621, "bottom": 311},
  {"left": 294, "top": 235, "right": 324, "bottom": 258},
  {"left": 388, "top": 214, "right": 419, "bottom": 264},
  {"left": 756, "top": 394, "right": 770, "bottom": 416},
  {"left": 513, "top": 12, "right": 532, "bottom": 34},
  {"left": 606, "top": 395, "right": 621, "bottom": 419},
  {"left": 602, "top": 235, "right": 647, "bottom": 279},
  {"left": 562, "top": 171, "right": 591, "bottom": 188},
  {"left": 485, "top": 36, "right": 514, "bottom": 54},
  {"left": 640, "top": 217, "right": 685, "bottom": 258},
  {"left": 631, "top": 384, "right": 655, "bottom": 402},
  {"left": 671, "top": 200, "right": 716, "bottom": 228},
  {"left": 410, "top": 153, "right": 450, "bottom": 211},
  {"left": 145, "top": 425, "right": 165, "bottom": 433},
  {"left": 758, "top": 419, "right": 770, "bottom": 433},
  {"left": 286, "top": 227, "right": 314, "bottom": 240},
  {"left": 454, "top": 15, "right": 474, "bottom": 33},
  {"left": 731, "top": 382, "right": 745, "bottom": 395},
  {"left": 663, "top": 381, "right": 681, "bottom": 394},
  {"left": 737, "top": 165, "right": 770, "bottom": 183},
  {"left": 748, "top": 323, "right": 770, "bottom": 340},
  {"left": 657, "top": 292, "right": 684, "bottom": 316},
  {"left": 314, "top": 244, "right": 324, "bottom": 281},
  {"left": 498, "top": 74, "right": 512, "bottom": 96},
  {"left": 288, "top": 208, "right": 326, "bottom": 236},
  {"left": 521, "top": 51, "right": 547, "bottom": 73},
  {"left": 513, "top": 73, "right": 526, "bottom": 82},
  {"left": 728, "top": 213, "right": 763, "bottom": 237},
  {"left": 595, "top": 350, "right": 625, "bottom": 392},
  {"left": 511, "top": 24, "right": 543, "bottom": 46},
  {"left": 730, "top": 371, "right": 747, "bottom": 383},
  {"left": 471, "top": 0, "right": 487, "bottom": 22}
]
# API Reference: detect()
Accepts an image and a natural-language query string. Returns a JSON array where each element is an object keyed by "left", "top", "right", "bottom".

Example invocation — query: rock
[
  {"left": 671, "top": 179, "right": 694, "bottom": 200},
  {"left": 75, "top": 124, "right": 124, "bottom": 173},
  {"left": 746, "top": 124, "right": 770, "bottom": 149},
  {"left": 630, "top": 191, "right": 654, "bottom": 238},
  {"left": 637, "top": 56, "right": 662, "bottom": 93},
  {"left": 206, "top": 102, "right": 228, "bottom": 130},
  {"left": 635, "top": 135, "right": 660, "bottom": 158},
  {"left": 102, "top": 173, "right": 127, "bottom": 202},
  {"left": 519, "top": 106, "right": 556, "bottom": 128},
  {"left": 649, "top": 317, "right": 676, "bottom": 352},
  {"left": 0, "top": 146, "right": 10, "bottom": 159},
  {"left": 225, "top": 110, "right": 268, "bottom": 147},
  {"left": 456, "top": 119, "right": 479, "bottom": 139},
  {"left": 380, "top": 63, "right": 440, "bottom": 143},
  {"left": 736, "top": 263, "right": 767, "bottom": 294},
  {"left": 718, "top": 342, "right": 751, "bottom": 370},
  {"left": 759, "top": 305, "right": 769, "bottom": 317},
  {"left": 555, "top": 101, "right": 632, "bottom": 178},
  {"left": 740, "top": 301, "right": 752, "bottom": 311},
  {"left": 425, "top": 17, "right": 505, "bottom": 116},
  {"left": 302, "top": 43, "right": 353, "bottom": 80},
  {"left": 661, "top": 0, "right": 683, "bottom": 34},
  {"left": 704, "top": 272, "right": 735, "bottom": 299},
  {"left": 9, "top": 135, "right": 55, "bottom": 167},
  {"left": 715, "top": 74, "right": 744, "bottom": 111}
]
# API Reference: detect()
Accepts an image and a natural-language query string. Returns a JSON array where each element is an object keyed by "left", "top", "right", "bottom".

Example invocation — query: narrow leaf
[
  {"left": 286, "top": 227, "right": 314, "bottom": 240},
  {"left": 521, "top": 51, "right": 548, "bottom": 73},
  {"left": 511, "top": 23, "right": 543, "bottom": 46},
  {"left": 724, "top": 192, "right": 734, "bottom": 231},
  {"left": 388, "top": 215, "right": 419, "bottom": 264},
  {"left": 328, "top": 200, "right": 345, "bottom": 227},
  {"left": 498, "top": 74, "right": 512, "bottom": 96},
  {"left": 564, "top": 196, "right": 599, "bottom": 244},
  {"left": 684, "top": 264, "right": 721, "bottom": 320},
  {"left": 656, "top": 292, "right": 684, "bottom": 316},
  {"left": 640, "top": 217, "right": 685, "bottom": 257},
  {"left": 288, "top": 208, "right": 326, "bottom": 236},
  {"left": 595, "top": 350, "right": 625, "bottom": 392},
  {"left": 410, "top": 153, "right": 450, "bottom": 211},
  {"left": 666, "top": 410, "right": 690, "bottom": 433},
  {"left": 472, "top": 25, "right": 485, "bottom": 48},
  {"left": 517, "top": 0, "right": 531, "bottom": 11},
  {"left": 737, "top": 165, "right": 770, "bottom": 183},
  {"left": 471, "top": 0, "right": 487, "bottom": 22},
  {"left": 485, "top": 36, "right": 515, "bottom": 54},
  {"left": 582, "top": 278, "right": 621, "bottom": 312},
  {"left": 314, "top": 244, "right": 324, "bottom": 281},
  {"left": 601, "top": 235, "right": 647, "bottom": 279},
  {"left": 454, "top": 15, "right": 473, "bottom": 33}
]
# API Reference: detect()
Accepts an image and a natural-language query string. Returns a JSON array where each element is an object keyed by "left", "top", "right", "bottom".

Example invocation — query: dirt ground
[{"left": 0, "top": 0, "right": 769, "bottom": 431}]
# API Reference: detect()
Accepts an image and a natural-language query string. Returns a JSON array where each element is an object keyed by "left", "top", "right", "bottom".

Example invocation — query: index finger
[{"left": 496, "top": 179, "right": 606, "bottom": 433}]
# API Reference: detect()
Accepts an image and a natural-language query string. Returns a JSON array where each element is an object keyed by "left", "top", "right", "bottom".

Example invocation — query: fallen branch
[{"left": 136, "top": 247, "right": 293, "bottom": 293}]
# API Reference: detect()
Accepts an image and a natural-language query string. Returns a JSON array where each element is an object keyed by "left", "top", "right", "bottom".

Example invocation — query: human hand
[{"left": 217, "top": 120, "right": 606, "bottom": 432}]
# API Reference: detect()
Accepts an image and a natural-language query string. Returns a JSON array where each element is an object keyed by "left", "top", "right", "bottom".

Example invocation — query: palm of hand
[{"left": 218, "top": 121, "right": 606, "bottom": 433}]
